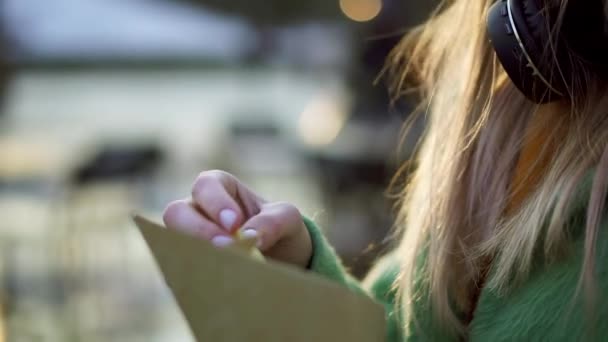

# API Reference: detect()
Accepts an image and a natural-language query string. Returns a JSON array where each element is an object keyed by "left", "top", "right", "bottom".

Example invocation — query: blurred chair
[
  {"left": 59, "top": 142, "right": 165, "bottom": 234},
  {"left": 54, "top": 143, "right": 164, "bottom": 338},
  {"left": 66, "top": 143, "right": 163, "bottom": 231},
  {"left": 70, "top": 144, "right": 164, "bottom": 186},
  {"left": 59, "top": 142, "right": 164, "bottom": 271}
]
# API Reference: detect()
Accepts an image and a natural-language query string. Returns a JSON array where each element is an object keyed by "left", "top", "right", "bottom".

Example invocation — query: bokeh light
[
  {"left": 298, "top": 95, "right": 348, "bottom": 147},
  {"left": 339, "top": 0, "right": 383, "bottom": 22}
]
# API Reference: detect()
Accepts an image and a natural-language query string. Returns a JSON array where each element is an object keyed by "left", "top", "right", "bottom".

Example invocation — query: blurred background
[{"left": 0, "top": 0, "right": 437, "bottom": 340}]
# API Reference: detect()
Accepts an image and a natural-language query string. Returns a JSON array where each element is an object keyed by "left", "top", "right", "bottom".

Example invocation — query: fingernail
[
  {"left": 240, "top": 229, "right": 258, "bottom": 239},
  {"left": 219, "top": 209, "right": 237, "bottom": 230},
  {"left": 211, "top": 235, "right": 234, "bottom": 247}
]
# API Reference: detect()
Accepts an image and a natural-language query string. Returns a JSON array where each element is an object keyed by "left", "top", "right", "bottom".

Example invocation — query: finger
[
  {"left": 191, "top": 171, "right": 244, "bottom": 232},
  {"left": 198, "top": 170, "right": 267, "bottom": 218},
  {"left": 240, "top": 202, "right": 301, "bottom": 251},
  {"left": 233, "top": 180, "right": 267, "bottom": 218},
  {"left": 163, "top": 199, "right": 233, "bottom": 245}
]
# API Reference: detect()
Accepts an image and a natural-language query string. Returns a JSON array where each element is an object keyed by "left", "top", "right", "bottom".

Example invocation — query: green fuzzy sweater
[{"left": 302, "top": 173, "right": 608, "bottom": 341}]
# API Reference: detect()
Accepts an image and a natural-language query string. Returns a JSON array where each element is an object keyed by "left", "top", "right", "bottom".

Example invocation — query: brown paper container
[{"left": 133, "top": 215, "right": 386, "bottom": 342}]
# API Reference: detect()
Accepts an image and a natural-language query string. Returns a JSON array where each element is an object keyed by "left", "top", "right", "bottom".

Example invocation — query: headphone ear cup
[
  {"left": 487, "top": 0, "right": 564, "bottom": 103},
  {"left": 517, "top": 0, "right": 554, "bottom": 77},
  {"left": 520, "top": 0, "right": 544, "bottom": 45}
]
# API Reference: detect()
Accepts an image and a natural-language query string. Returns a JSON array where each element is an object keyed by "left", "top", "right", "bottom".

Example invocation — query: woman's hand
[{"left": 162, "top": 170, "right": 312, "bottom": 268}]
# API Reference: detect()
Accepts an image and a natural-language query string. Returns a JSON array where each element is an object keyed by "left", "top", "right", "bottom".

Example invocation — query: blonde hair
[{"left": 388, "top": 0, "right": 608, "bottom": 336}]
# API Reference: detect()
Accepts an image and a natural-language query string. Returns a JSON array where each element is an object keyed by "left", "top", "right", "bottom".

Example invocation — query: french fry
[{"left": 233, "top": 229, "right": 265, "bottom": 262}]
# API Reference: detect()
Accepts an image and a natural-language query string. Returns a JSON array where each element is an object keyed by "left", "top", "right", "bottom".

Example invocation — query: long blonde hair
[{"left": 389, "top": 0, "right": 608, "bottom": 336}]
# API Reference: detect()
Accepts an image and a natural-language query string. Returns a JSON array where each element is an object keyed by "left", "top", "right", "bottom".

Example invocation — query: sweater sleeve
[{"left": 302, "top": 216, "right": 403, "bottom": 341}]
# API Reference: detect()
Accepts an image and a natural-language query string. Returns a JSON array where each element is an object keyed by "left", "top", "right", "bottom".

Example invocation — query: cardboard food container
[{"left": 133, "top": 215, "right": 386, "bottom": 342}]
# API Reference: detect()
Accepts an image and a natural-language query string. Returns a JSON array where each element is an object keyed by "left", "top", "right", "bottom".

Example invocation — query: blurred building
[
  {"left": 0, "top": 2, "right": 11, "bottom": 118},
  {"left": 0, "top": 0, "right": 437, "bottom": 340}
]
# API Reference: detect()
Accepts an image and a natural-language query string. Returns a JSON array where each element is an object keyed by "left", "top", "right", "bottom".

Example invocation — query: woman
[{"left": 163, "top": 0, "right": 608, "bottom": 340}]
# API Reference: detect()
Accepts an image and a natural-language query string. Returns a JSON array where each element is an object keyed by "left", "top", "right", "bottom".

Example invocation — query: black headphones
[{"left": 487, "top": 0, "right": 608, "bottom": 103}]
